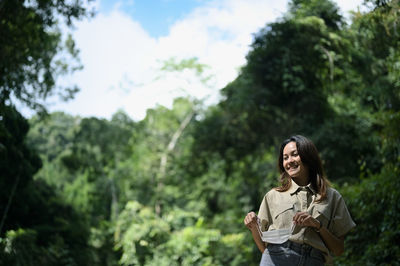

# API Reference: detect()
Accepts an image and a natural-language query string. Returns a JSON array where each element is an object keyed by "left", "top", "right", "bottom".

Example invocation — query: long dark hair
[{"left": 276, "top": 135, "right": 330, "bottom": 202}]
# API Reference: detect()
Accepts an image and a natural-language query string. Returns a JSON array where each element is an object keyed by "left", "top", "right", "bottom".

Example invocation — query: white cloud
[
  {"left": 50, "top": 8, "right": 158, "bottom": 119},
  {"left": 335, "top": 0, "right": 366, "bottom": 19},
  {"left": 46, "top": 0, "right": 364, "bottom": 121},
  {"left": 154, "top": 0, "right": 287, "bottom": 84}
]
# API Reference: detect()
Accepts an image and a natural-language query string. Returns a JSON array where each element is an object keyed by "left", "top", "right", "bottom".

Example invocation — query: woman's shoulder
[
  {"left": 264, "top": 187, "right": 287, "bottom": 201},
  {"left": 265, "top": 187, "right": 280, "bottom": 195},
  {"left": 325, "top": 186, "right": 345, "bottom": 201}
]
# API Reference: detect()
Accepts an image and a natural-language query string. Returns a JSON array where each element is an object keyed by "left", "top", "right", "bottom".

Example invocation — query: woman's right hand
[{"left": 244, "top": 211, "right": 258, "bottom": 230}]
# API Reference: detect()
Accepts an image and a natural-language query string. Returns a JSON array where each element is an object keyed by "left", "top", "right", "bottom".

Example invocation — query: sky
[{"left": 30, "top": 0, "right": 365, "bottom": 121}]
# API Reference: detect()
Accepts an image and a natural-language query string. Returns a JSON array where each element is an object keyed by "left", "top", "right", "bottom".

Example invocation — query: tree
[
  {"left": 332, "top": 1, "right": 400, "bottom": 263},
  {"left": 0, "top": 0, "right": 92, "bottom": 112},
  {"left": 192, "top": 0, "right": 377, "bottom": 182},
  {"left": 0, "top": 1, "right": 96, "bottom": 264},
  {"left": 0, "top": 105, "right": 41, "bottom": 235},
  {"left": 0, "top": 106, "right": 94, "bottom": 265}
]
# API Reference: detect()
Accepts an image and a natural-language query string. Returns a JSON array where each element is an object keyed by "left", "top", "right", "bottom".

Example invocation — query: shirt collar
[
  {"left": 288, "top": 181, "right": 300, "bottom": 195},
  {"left": 289, "top": 180, "right": 317, "bottom": 196}
]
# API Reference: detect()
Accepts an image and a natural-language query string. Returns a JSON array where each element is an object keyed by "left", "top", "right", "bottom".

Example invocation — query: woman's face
[{"left": 283, "top": 141, "right": 309, "bottom": 182}]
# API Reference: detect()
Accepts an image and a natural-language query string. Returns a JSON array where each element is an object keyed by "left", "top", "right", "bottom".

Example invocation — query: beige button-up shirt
[{"left": 258, "top": 181, "right": 356, "bottom": 264}]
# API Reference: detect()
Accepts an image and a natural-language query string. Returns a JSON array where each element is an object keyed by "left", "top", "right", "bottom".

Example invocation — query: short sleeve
[
  {"left": 257, "top": 193, "right": 272, "bottom": 232},
  {"left": 330, "top": 194, "right": 356, "bottom": 237}
]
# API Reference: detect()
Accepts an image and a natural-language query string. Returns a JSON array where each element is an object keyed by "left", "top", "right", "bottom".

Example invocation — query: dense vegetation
[{"left": 1, "top": 0, "right": 399, "bottom": 265}]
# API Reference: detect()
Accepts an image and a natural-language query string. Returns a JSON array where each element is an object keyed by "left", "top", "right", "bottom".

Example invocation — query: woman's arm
[
  {"left": 293, "top": 212, "right": 344, "bottom": 256},
  {"left": 317, "top": 224, "right": 345, "bottom": 256},
  {"left": 244, "top": 211, "right": 266, "bottom": 253}
]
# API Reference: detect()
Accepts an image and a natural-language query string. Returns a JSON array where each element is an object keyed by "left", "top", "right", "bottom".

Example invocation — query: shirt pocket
[
  {"left": 312, "top": 204, "right": 332, "bottom": 229},
  {"left": 273, "top": 203, "right": 295, "bottom": 229}
]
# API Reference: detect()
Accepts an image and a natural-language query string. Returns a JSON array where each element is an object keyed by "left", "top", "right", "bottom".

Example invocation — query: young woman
[{"left": 244, "top": 135, "right": 355, "bottom": 265}]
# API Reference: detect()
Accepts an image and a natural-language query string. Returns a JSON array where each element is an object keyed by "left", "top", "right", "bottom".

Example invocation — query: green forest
[{"left": 1, "top": 0, "right": 400, "bottom": 265}]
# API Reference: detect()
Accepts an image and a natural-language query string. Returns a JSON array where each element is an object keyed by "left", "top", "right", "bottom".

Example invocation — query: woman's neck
[{"left": 291, "top": 176, "right": 310, "bottom": 187}]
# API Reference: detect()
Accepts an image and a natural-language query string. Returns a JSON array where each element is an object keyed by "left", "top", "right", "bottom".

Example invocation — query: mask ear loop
[
  {"left": 291, "top": 203, "right": 299, "bottom": 233},
  {"left": 290, "top": 221, "right": 296, "bottom": 233}
]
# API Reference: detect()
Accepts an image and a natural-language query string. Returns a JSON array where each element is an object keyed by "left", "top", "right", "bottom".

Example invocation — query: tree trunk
[{"left": 155, "top": 111, "right": 194, "bottom": 215}]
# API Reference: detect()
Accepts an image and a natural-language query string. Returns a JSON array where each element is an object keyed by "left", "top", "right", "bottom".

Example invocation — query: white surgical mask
[{"left": 257, "top": 221, "right": 295, "bottom": 244}]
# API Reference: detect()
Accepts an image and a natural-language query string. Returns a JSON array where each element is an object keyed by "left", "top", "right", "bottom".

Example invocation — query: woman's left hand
[{"left": 293, "top": 212, "right": 320, "bottom": 229}]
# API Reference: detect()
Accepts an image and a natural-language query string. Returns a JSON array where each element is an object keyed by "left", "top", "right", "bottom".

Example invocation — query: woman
[{"left": 244, "top": 135, "right": 355, "bottom": 265}]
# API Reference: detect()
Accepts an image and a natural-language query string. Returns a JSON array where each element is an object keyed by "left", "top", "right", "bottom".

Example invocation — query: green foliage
[
  {"left": 0, "top": 225, "right": 89, "bottom": 266},
  {"left": 115, "top": 201, "right": 171, "bottom": 265},
  {"left": 194, "top": 0, "right": 379, "bottom": 182},
  {"left": 198, "top": 14, "right": 339, "bottom": 163},
  {"left": 288, "top": 0, "right": 344, "bottom": 29},
  {"left": 0, "top": 104, "right": 41, "bottom": 236},
  {"left": 161, "top": 57, "right": 210, "bottom": 77},
  {"left": 115, "top": 201, "right": 252, "bottom": 266},
  {"left": 0, "top": 229, "right": 48, "bottom": 266},
  {"left": 0, "top": 110, "right": 94, "bottom": 265},
  {"left": 159, "top": 57, "right": 214, "bottom": 86},
  {"left": 337, "top": 164, "right": 400, "bottom": 265},
  {"left": 27, "top": 112, "right": 77, "bottom": 162},
  {"left": 0, "top": 0, "right": 103, "bottom": 265}
]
